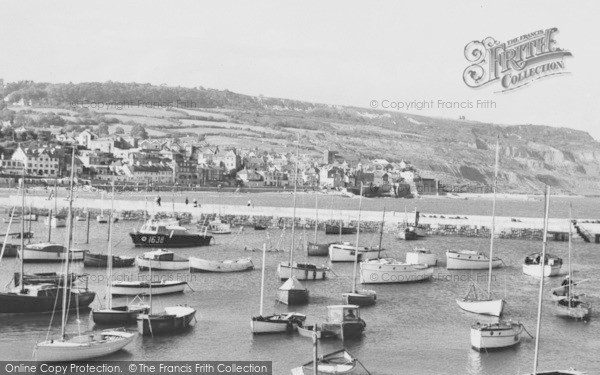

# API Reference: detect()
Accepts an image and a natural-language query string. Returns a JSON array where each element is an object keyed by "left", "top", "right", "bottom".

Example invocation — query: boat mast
[
  {"left": 53, "top": 178, "right": 58, "bottom": 214},
  {"left": 532, "top": 185, "right": 551, "bottom": 374},
  {"left": 288, "top": 135, "right": 300, "bottom": 279},
  {"left": 19, "top": 169, "right": 25, "bottom": 292},
  {"left": 568, "top": 203, "right": 573, "bottom": 308},
  {"left": 107, "top": 181, "right": 115, "bottom": 309},
  {"left": 60, "top": 147, "right": 76, "bottom": 340},
  {"left": 487, "top": 136, "right": 500, "bottom": 297},
  {"left": 259, "top": 243, "right": 266, "bottom": 316},
  {"left": 314, "top": 192, "right": 318, "bottom": 243},
  {"left": 378, "top": 207, "right": 386, "bottom": 258},
  {"left": 351, "top": 183, "right": 364, "bottom": 294}
]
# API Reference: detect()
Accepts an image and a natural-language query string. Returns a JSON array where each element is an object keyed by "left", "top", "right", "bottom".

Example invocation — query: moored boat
[
  {"left": 446, "top": 250, "right": 503, "bottom": 270},
  {"left": 555, "top": 298, "right": 591, "bottom": 320},
  {"left": 207, "top": 219, "right": 231, "bottom": 234},
  {"left": 92, "top": 304, "right": 150, "bottom": 325},
  {"left": 130, "top": 219, "right": 212, "bottom": 248},
  {"left": 84, "top": 252, "right": 135, "bottom": 268},
  {"left": 321, "top": 305, "right": 365, "bottom": 340},
  {"left": 456, "top": 296, "right": 505, "bottom": 317},
  {"left": 137, "top": 305, "right": 196, "bottom": 336},
  {"left": 44, "top": 215, "right": 67, "bottom": 228},
  {"left": 396, "top": 227, "right": 418, "bottom": 240},
  {"left": 34, "top": 330, "right": 135, "bottom": 361},
  {"left": 406, "top": 248, "right": 437, "bottom": 266},
  {"left": 329, "top": 243, "right": 379, "bottom": 262},
  {"left": 307, "top": 242, "right": 330, "bottom": 256},
  {"left": 254, "top": 224, "right": 267, "bottom": 230},
  {"left": 251, "top": 313, "right": 306, "bottom": 334},
  {"left": 189, "top": 257, "right": 254, "bottom": 273},
  {"left": 111, "top": 280, "right": 187, "bottom": 296},
  {"left": 522, "top": 253, "right": 562, "bottom": 277},
  {"left": 341, "top": 290, "right": 377, "bottom": 307},
  {"left": 0, "top": 283, "right": 96, "bottom": 314},
  {"left": 136, "top": 249, "right": 189, "bottom": 271},
  {"left": 13, "top": 272, "right": 80, "bottom": 287},
  {"left": 277, "top": 261, "right": 327, "bottom": 280},
  {"left": 297, "top": 324, "right": 336, "bottom": 340},
  {"left": 470, "top": 321, "right": 522, "bottom": 351},
  {"left": 360, "top": 258, "right": 433, "bottom": 284},
  {"left": 1, "top": 244, "right": 19, "bottom": 257},
  {"left": 20, "top": 243, "right": 87, "bottom": 263},
  {"left": 291, "top": 349, "right": 357, "bottom": 375}
]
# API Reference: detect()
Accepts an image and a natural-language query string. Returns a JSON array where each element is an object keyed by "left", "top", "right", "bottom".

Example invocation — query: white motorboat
[
  {"left": 360, "top": 258, "right": 433, "bottom": 284},
  {"left": 136, "top": 249, "right": 189, "bottom": 271},
  {"left": 523, "top": 253, "right": 562, "bottom": 277},
  {"left": 44, "top": 215, "right": 67, "bottom": 228},
  {"left": 457, "top": 291, "right": 505, "bottom": 317},
  {"left": 329, "top": 243, "right": 380, "bottom": 262},
  {"left": 446, "top": 250, "right": 502, "bottom": 270},
  {"left": 208, "top": 219, "right": 231, "bottom": 234},
  {"left": 189, "top": 257, "right": 254, "bottom": 272},
  {"left": 470, "top": 321, "right": 522, "bottom": 351},
  {"left": 406, "top": 248, "right": 437, "bottom": 266},
  {"left": 20, "top": 243, "right": 87, "bottom": 263}
]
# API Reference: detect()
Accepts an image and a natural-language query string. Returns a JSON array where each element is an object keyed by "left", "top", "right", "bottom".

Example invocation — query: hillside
[{"left": 2, "top": 80, "right": 600, "bottom": 195}]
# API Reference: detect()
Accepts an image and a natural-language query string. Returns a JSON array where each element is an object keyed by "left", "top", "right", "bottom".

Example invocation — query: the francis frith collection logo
[{"left": 463, "top": 28, "right": 572, "bottom": 92}]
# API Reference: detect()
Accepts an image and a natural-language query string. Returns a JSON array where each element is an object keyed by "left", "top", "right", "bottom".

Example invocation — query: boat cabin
[
  {"left": 524, "top": 253, "right": 562, "bottom": 266},
  {"left": 139, "top": 222, "right": 188, "bottom": 236},
  {"left": 11, "top": 283, "right": 59, "bottom": 297},
  {"left": 326, "top": 305, "right": 361, "bottom": 323},
  {"left": 142, "top": 249, "right": 175, "bottom": 261}
]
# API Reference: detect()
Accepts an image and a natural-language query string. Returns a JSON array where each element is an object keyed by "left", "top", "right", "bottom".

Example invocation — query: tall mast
[
  {"left": 259, "top": 243, "right": 266, "bottom": 316},
  {"left": 351, "top": 183, "right": 364, "bottom": 294},
  {"left": 53, "top": 178, "right": 58, "bottom": 214},
  {"left": 60, "top": 147, "right": 76, "bottom": 340},
  {"left": 378, "top": 207, "right": 386, "bottom": 258},
  {"left": 288, "top": 135, "right": 300, "bottom": 279},
  {"left": 533, "top": 185, "right": 551, "bottom": 374},
  {"left": 313, "top": 192, "right": 318, "bottom": 243},
  {"left": 568, "top": 203, "right": 573, "bottom": 307},
  {"left": 19, "top": 169, "right": 25, "bottom": 292},
  {"left": 487, "top": 136, "right": 500, "bottom": 297},
  {"left": 107, "top": 181, "right": 115, "bottom": 309}
]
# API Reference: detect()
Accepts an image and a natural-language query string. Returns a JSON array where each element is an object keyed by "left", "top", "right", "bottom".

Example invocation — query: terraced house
[{"left": 11, "top": 146, "right": 59, "bottom": 177}]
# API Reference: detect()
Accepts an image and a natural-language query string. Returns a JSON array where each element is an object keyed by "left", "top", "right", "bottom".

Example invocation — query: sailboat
[
  {"left": 136, "top": 261, "right": 196, "bottom": 336},
  {"left": 97, "top": 190, "right": 108, "bottom": 223},
  {"left": 92, "top": 182, "right": 149, "bottom": 326},
  {"left": 553, "top": 205, "right": 592, "bottom": 320},
  {"left": 44, "top": 179, "right": 66, "bottom": 228},
  {"left": 522, "top": 188, "right": 586, "bottom": 375},
  {"left": 306, "top": 192, "right": 332, "bottom": 256},
  {"left": 456, "top": 136, "right": 505, "bottom": 317},
  {"left": 342, "top": 183, "right": 376, "bottom": 307},
  {"left": 251, "top": 244, "right": 307, "bottom": 334},
  {"left": 34, "top": 148, "right": 135, "bottom": 361},
  {"left": 1, "top": 172, "right": 95, "bottom": 314},
  {"left": 276, "top": 137, "right": 313, "bottom": 301}
]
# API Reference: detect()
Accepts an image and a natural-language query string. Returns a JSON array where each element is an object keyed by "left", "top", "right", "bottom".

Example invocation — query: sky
[{"left": 1, "top": 0, "right": 599, "bottom": 139}]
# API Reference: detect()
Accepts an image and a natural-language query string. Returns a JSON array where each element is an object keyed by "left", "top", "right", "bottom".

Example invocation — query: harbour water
[{"left": 1, "top": 197, "right": 599, "bottom": 374}]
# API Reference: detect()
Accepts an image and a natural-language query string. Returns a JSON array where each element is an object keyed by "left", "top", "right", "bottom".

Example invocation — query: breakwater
[{"left": 2, "top": 194, "right": 599, "bottom": 241}]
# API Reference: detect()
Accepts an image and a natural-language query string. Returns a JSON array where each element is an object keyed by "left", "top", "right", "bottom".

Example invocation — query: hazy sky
[{"left": 2, "top": 1, "right": 599, "bottom": 139}]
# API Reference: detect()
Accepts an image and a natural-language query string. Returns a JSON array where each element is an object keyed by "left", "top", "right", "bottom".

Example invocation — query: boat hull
[
  {"left": 111, "top": 281, "right": 186, "bottom": 296},
  {"left": 555, "top": 300, "right": 591, "bottom": 320},
  {"left": 360, "top": 263, "right": 433, "bottom": 284},
  {"left": 0, "top": 289, "right": 96, "bottom": 314},
  {"left": 277, "top": 263, "right": 327, "bottom": 281},
  {"left": 342, "top": 291, "right": 376, "bottom": 307},
  {"left": 321, "top": 322, "right": 365, "bottom": 340},
  {"left": 21, "top": 248, "right": 86, "bottom": 263},
  {"left": 406, "top": 251, "right": 437, "bottom": 266},
  {"left": 456, "top": 298, "right": 505, "bottom": 317},
  {"left": 84, "top": 253, "right": 135, "bottom": 268},
  {"left": 189, "top": 257, "right": 254, "bottom": 273},
  {"left": 136, "top": 257, "right": 189, "bottom": 271},
  {"left": 446, "top": 251, "right": 502, "bottom": 270},
  {"left": 307, "top": 242, "right": 330, "bottom": 256},
  {"left": 470, "top": 323, "right": 521, "bottom": 351},
  {"left": 129, "top": 232, "right": 212, "bottom": 248},
  {"left": 137, "top": 308, "right": 196, "bottom": 335},
  {"left": 92, "top": 305, "right": 150, "bottom": 325},
  {"left": 329, "top": 245, "right": 380, "bottom": 262},
  {"left": 523, "top": 264, "right": 562, "bottom": 277},
  {"left": 35, "top": 331, "right": 135, "bottom": 362}
]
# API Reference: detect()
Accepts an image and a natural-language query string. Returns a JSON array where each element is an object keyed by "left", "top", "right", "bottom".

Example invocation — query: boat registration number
[{"left": 146, "top": 236, "right": 165, "bottom": 244}]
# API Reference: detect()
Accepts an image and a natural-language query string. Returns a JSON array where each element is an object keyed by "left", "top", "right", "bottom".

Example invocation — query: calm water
[{"left": 1, "top": 211, "right": 599, "bottom": 374}]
